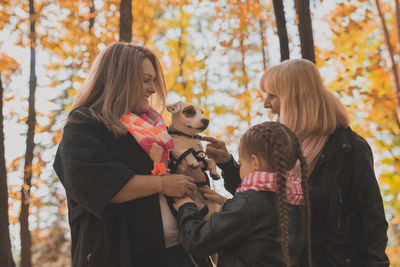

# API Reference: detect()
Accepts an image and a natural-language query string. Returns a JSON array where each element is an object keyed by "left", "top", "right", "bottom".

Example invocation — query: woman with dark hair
[
  {"left": 53, "top": 42, "right": 209, "bottom": 267},
  {"left": 204, "top": 59, "right": 389, "bottom": 267}
]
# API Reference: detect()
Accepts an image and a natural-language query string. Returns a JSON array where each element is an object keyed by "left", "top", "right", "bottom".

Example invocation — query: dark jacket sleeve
[
  {"left": 350, "top": 139, "right": 389, "bottom": 267},
  {"left": 217, "top": 155, "right": 242, "bottom": 195},
  {"left": 53, "top": 122, "right": 135, "bottom": 218},
  {"left": 177, "top": 193, "right": 253, "bottom": 257}
]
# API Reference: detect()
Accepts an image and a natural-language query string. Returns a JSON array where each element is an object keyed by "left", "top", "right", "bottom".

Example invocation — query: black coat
[
  {"left": 308, "top": 126, "right": 389, "bottom": 267},
  {"left": 217, "top": 126, "right": 389, "bottom": 267},
  {"left": 53, "top": 110, "right": 173, "bottom": 267},
  {"left": 177, "top": 191, "right": 307, "bottom": 267}
]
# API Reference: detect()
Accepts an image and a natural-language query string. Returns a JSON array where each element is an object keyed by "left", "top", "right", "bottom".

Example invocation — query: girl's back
[{"left": 177, "top": 190, "right": 306, "bottom": 267}]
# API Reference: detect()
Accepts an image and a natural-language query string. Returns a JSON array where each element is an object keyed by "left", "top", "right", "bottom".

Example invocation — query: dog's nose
[{"left": 201, "top": 118, "right": 209, "bottom": 126}]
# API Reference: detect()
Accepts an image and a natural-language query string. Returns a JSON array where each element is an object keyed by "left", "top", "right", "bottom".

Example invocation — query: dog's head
[{"left": 166, "top": 101, "right": 209, "bottom": 135}]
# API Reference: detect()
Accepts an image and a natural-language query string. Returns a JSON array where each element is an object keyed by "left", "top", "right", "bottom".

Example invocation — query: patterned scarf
[
  {"left": 121, "top": 107, "right": 174, "bottom": 175},
  {"left": 236, "top": 171, "right": 304, "bottom": 205}
]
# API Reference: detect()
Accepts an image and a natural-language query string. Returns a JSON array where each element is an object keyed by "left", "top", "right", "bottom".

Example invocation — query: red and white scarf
[
  {"left": 236, "top": 171, "right": 304, "bottom": 205},
  {"left": 121, "top": 107, "right": 174, "bottom": 175}
]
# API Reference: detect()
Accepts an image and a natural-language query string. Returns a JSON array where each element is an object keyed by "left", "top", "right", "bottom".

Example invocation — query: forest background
[{"left": 1, "top": 0, "right": 400, "bottom": 266}]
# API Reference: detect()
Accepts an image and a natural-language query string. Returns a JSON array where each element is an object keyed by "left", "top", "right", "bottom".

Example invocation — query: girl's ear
[{"left": 250, "top": 154, "right": 262, "bottom": 171}]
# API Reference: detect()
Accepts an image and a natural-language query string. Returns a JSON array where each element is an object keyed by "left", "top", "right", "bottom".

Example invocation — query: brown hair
[
  {"left": 260, "top": 58, "right": 349, "bottom": 139},
  {"left": 68, "top": 42, "right": 167, "bottom": 136},
  {"left": 239, "top": 121, "right": 312, "bottom": 267}
]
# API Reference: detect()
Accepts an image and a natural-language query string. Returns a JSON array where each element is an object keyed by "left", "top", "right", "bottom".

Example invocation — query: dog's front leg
[
  {"left": 183, "top": 153, "right": 200, "bottom": 169},
  {"left": 205, "top": 158, "right": 220, "bottom": 180},
  {"left": 171, "top": 146, "right": 198, "bottom": 169},
  {"left": 175, "top": 159, "right": 205, "bottom": 183}
]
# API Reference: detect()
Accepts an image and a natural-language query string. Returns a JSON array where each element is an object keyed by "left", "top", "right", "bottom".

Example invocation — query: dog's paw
[
  {"left": 188, "top": 160, "right": 200, "bottom": 169},
  {"left": 210, "top": 172, "right": 221, "bottom": 180}
]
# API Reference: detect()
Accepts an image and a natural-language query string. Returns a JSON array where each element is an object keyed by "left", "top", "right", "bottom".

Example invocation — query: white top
[{"left": 159, "top": 194, "right": 180, "bottom": 248}]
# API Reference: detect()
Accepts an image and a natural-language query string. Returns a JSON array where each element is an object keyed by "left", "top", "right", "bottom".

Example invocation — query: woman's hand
[
  {"left": 201, "top": 136, "right": 231, "bottom": 164},
  {"left": 199, "top": 186, "right": 228, "bottom": 205},
  {"left": 161, "top": 174, "right": 197, "bottom": 197}
]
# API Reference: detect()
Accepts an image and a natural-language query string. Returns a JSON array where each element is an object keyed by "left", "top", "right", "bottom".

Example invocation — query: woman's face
[
  {"left": 132, "top": 58, "right": 157, "bottom": 115},
  {"left": 263, "top": 88, "right": 280, "bottom": 115}
]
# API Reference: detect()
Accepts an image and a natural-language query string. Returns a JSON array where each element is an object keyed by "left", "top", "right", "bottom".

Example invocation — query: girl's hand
[
  {"left": 201, "top": 136, "right": 231, "bottom": 164},
  {"left": 173, "top": 196, "right": 195, "bottom": 211},
  {"left": 199, "top": 186, "right": 228, "bottom": 205}
]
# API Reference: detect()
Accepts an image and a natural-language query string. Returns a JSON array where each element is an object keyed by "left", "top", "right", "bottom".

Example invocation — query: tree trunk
[
  {"left": 375, "top": 0, "right": 400, "bottom": 126},
  {"left": 0, "top": 75, "right": 15, "bottom": 267},
  {"left": 395, "top": 0, "right": 400, "bottom": 52},
  {"left": 89, "top": 0, "right": 95, "bottom": 33},
  {"left": 239, "top": 33, "right": 252, "bottom": 126},
  {"left": 119, "top": 0, "right": 132, "bottom": 42},
  {"left": 177, "top": 6, "right": 187, "bottom": 92},
  {"left": 259, "top": 17, "right": 268, "bottom": 70},
  {"left": 19, "top": 1, "right": 36, "bottom": 267},
  {"left": 294, "top": 0, "right": 316, "bottom": 63},
  {"left": 272, "top": 0, "right": 289, "bottom": 61}
]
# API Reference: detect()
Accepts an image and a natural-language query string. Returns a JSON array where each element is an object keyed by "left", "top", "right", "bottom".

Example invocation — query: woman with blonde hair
[
  {"left": 203, "top": 59, "right": 389, "bottom": 266},
  {"left": 53, "top": 42, "right": 210, "bottom": 267}
]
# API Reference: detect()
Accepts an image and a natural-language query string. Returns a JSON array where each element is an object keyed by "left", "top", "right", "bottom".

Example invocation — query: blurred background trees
[{"left": 1, "top": 0, "right": 400, "bottom": 266}]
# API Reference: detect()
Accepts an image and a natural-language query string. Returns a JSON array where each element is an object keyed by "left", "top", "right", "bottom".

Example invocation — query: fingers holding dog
[
  {"left": 185, "top": 181, "right": 197, "bottom": 196},
  {"left": 161, "top": 174, "right": 197, "bottom": 197},
  {"left": 198, "top": 186, "right": 228, "bottom": 205},
  {"left": 177, "top": 162, "right": 206, "bottom": 182}
]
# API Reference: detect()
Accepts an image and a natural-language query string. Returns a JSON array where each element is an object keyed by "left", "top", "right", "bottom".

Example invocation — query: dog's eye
[{"left": 184, "top": 109, "right": 195, "bottom": 115}]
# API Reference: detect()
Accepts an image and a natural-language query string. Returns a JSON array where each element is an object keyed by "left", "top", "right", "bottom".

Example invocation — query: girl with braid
[{"left": 174, "top": 121, "right": 311, "bottom": 267}]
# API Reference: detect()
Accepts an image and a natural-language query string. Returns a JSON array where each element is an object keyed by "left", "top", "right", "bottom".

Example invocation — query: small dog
[{"left": 166, "top": 101, "right": 221, "bottom": 219}]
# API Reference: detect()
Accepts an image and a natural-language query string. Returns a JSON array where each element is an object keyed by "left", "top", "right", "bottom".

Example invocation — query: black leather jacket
[
  {"left": 306, "top": 126, "right": 389, "bottom": 267},
  {"left": 216, "top": 126, "right": 389, "bottom": 267},
  {"left": 177, "top": 189, "right": 307, "bottom": 267}
]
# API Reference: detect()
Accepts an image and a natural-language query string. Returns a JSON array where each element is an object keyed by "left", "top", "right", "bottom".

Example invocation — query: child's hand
[
  {"left": 199, "top": 186, "right": 228, "bottom": 205},
  {"left": 173, "top": 196, "right": 195, "bottom": 211}
]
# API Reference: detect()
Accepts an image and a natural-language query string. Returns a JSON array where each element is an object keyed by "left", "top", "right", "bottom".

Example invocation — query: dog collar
[{"left": 167, "top": 129, "right": 203, "bottom": 140}]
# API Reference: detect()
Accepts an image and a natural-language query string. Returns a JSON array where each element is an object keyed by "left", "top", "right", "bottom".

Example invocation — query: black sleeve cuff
[
  {"left": 217, "top": 155, "right": 242, "bottom": 195},
  {"left": 178, "top": 202, "right": 198, "bottom": 213},
  {"left": 216, "top": 154, "right": 236, "bottom": 170}
]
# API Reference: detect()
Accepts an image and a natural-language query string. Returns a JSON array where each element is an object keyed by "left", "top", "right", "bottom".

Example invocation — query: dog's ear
[{"left": 166, "top": 101, "right": 182, "bottom": 113}]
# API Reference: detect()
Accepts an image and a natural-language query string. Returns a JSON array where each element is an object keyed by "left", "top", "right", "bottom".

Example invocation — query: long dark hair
[
  {"left": 68, "top": 42, "right": 167, "bottom": 136},
  {"left": 239, "top": 121, "right": 312, "bottom": 267}
]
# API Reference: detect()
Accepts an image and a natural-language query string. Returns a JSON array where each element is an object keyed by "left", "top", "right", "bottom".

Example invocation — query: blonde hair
[
  {"left": 68, "top": 42, "right": 167, "bottom": 136},
  {"left": 260, "top": 58, "right": 349, "bottom": 139}
]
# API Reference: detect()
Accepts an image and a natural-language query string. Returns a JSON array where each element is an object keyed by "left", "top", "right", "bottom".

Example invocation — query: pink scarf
[
  {"left": 121, "top": 108, "right": 174, "bottom": 175},
  {"left": 236, "top": 171, "right": 304, "bottom": 205}
]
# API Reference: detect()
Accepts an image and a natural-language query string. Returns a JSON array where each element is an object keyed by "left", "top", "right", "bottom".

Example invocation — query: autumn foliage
[{"left": 1, "top": 0, "right": 400, "bottom": 265}]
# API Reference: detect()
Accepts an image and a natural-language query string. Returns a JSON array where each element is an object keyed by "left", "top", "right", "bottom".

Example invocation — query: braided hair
[{"left": 239, "top": 121, "right": 312, "bottom": 267}]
